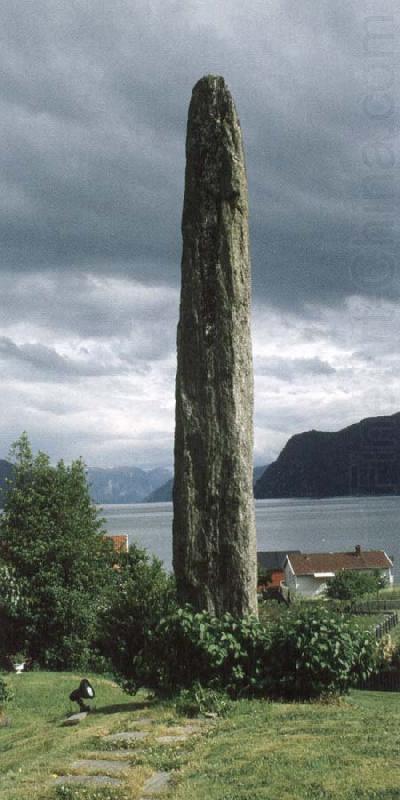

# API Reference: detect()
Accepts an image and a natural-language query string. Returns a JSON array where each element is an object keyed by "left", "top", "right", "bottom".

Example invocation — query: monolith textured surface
[{"left": 173, "top": 75, "right": 257, "bottom": 617}]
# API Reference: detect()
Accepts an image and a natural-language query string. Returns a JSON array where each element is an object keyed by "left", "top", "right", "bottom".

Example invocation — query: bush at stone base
[
  {"left": 101, "top": 579, "right": 272, "bottom": 697},
  {"left": 101, "top": 575, "right": 378, "bottom": 700},
  {"left": 138, "top": 606, "right": 272, "bottom": 697},
  {"left": 265, "top": 606, "right": 378, "bottom": 698}
]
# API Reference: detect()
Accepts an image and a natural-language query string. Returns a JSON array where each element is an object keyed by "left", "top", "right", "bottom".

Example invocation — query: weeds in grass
[
  {"left": 54, "top": 787, "right": 131, "bottom": 800},
  {"left": 175, "top": 683, "right": 231, "bottom": 718}
]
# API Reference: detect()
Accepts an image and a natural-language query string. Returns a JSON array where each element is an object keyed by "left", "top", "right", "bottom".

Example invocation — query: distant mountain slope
[
  {"left": 87, "top": 466, "right": 172, "bottom": 504},
  {"left": 145, "top": 466, "right": 269, "bottom": 503},
  {"left": 254, "top": 412, "right": 400, "bottom": 499},
  {"left": 0, "top": 459, "right": 14, "bottom": 506},
  {"left": 253, "top": 465, "right": 267, "bottom": 484},
  {"left": 145, "top": 477, "right": 174, "bottom": 503}
]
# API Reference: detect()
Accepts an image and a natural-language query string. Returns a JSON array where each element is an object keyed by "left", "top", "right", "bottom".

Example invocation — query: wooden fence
[
  {"left": 353, "top": 599, "right": 400, "bottom": 613},
  {"left": 358, "top": 671, "right": 400, "bottom": 692},
  {"left": 373, "top": 612, "right": 399, "bottom": 641},
  {"left": 357, "top": 611, "right": 399, "bottom": 692}
]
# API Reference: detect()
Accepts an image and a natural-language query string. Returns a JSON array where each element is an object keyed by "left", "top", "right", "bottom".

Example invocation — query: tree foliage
[
  {"left": 98, "top": 542, "right": 176, "bottom": 693},
  {"left": 0, "top": 433, "right": 115, "bottom": 669},
  {"left": 326, "top": 570, "right": 384, "bottom": 602}
]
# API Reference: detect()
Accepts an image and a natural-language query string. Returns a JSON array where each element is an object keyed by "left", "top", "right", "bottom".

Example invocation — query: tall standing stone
[{"left": 173, "top": 75, "right": 257, "bottom": 617}]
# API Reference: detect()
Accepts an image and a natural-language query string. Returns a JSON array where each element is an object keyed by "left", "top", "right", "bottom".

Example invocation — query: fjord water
[{"left": 101, "top": 496, "right": 399, "bottom": 581}]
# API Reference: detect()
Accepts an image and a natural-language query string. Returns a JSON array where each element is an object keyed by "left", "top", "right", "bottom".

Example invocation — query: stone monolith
[{"left": 173, "top": 75, "right": 258, "bottom": 617}]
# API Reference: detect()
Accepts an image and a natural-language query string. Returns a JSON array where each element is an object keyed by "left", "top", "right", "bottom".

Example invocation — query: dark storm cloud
[
  {"left": 0, "top": 0, "right": 399, "bottom": 309},
  {"left": 0, "top": 1, "right": 399, "bottom": 467}
]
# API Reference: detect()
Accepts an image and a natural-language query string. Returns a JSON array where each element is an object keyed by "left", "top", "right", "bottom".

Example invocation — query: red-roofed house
[
  {"left": 105, "top": 534, "right": 129, "bottom": 554},
  {"left": 284, "top": 545, "right": 394, "bottom": 597}
]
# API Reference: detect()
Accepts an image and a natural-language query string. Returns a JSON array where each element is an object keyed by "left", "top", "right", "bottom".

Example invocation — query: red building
[{"left": 257, "top": 550, "right": 300, "bottom": 591}]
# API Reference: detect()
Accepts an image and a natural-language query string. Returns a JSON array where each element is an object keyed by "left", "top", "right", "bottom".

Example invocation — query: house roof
[
  {"left": 106, "top": 534, "right": 129, "bottom": 553},
  {"left": 288, "top": 548, "right": 393, "bottom": 576},
  {"left": 257, "top": 550, "right": 301, "bottom": 571}
]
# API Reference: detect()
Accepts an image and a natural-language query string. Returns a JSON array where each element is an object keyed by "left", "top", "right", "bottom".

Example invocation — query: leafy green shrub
[
  {"left": 265, "top": 606, "right": 378, "bottom": 698},
  {"left": 102, "top": 576, "right": 378, "bottom": 700},
  {"left": 175, "top": 682, "right": 231, "bottom": 717},
  {"left": 147, "top": 607, "right": 272, "bottom": 697},
  {"left": 98, "top": 543, "right": 176, "bottom": 694},
  {"left": 326, "top": 570, "right": 384, "bottom": 602},
  {"left": 375, "top": 637, "right": 400, "bottom": 673},
  {"left": 103, "top": 598, "right": 272, "bottom": 697}
]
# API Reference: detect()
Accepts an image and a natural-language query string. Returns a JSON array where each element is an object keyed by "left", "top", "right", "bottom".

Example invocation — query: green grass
[
  {"left": 0, "top": 672, "right": 156, "bottom": 800},
  {"left": 174, "top": 692, "right": 400, "bottom": 800},
  {"left": 1, "top": 674, "right": 400, "bottom": 800}
]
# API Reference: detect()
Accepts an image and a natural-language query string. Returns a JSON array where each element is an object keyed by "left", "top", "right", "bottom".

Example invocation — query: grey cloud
[
  {"left": 0, "top": 1, "right": 399, "bottom": 469},
  {"left": 0, "top": 271, "right": 179, "bottom": 351},
  {"left": 0, "top": 335, "right": 122, "bottom": 378},
  {"left": 0, "top": 0, "right": 398, "bottom": 309},
  {"left": 255, "top": 356, "right": 336, "bottom": 381}
]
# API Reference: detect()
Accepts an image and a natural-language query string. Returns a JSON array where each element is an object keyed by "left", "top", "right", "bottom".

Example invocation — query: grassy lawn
[
  {"left": 1, "top": 673, "right": 400, "bottom": 800},
  {"left": 0, "top": 672, "right": 156, "bottom": 800},
  {"left": 175, "top": 691, "right": 400, "bottom": 800}
]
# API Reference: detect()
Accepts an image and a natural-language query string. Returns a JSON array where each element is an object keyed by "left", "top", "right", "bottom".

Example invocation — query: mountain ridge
[
  {"left": 145, "top": 465, "right": 269, "bottom": 502},
  {"left": 86, "top": 466, "right": 172, "bottom": 504},
  {"left": 254, "top": 412, "right": 400, "bottom": 499},
  {"left": 0, "top": 461, "right": 172, "bottom": 506}
]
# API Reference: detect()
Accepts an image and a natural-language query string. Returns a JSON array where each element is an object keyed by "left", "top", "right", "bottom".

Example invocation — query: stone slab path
[
  {"left": 103, "top": 729, "right": 148, "bottom": 743},
  {"left": 71, "top": 758, "right": 130, "bottom": 774},
  {"left": 54, "top": 713, "right": 208, "bottom": 795},
  {"left": 96, "top": 748, "right": 141, "bottom": 758},
  {"left": 155, "top": 734, "right": 189, "bottom": 744},
  {"left": 54, "top": 775, "right": 122, "bottom": 786},
  {"left": 62, "top": 711, "right": 88, "bottom": 726},
  {"left": 140, "top": 770, "right": 171, "bottom": 796}
]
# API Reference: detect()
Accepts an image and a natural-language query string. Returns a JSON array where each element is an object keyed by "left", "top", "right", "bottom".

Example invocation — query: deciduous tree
[{"left": 0, "top": 433, "right": 115, "bottom": 668}]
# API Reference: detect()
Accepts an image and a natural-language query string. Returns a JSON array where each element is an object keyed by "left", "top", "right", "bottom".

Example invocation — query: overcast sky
[{"left": 0, "top": 1, "right": 399, "bottom": 468}]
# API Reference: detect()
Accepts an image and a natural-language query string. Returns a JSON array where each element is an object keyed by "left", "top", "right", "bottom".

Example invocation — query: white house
[{"left": 284, "top": 545, "right": 394, "bottom": 598}]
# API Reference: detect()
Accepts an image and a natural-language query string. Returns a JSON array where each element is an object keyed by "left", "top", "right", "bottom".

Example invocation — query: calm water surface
[{"left": 101, "top": 496, "right": 400, "bottom": 581}]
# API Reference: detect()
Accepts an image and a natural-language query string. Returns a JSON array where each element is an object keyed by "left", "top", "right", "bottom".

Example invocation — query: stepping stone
[
  {"left": 97, "top": 749, "right": 140, "bottom": 758},
  {"left": 103, "top": 730, "right": 148, "bottom": 743},
  {"left": 132, "top": 716, "right": 155, "bottom": 727},
  {"left": 161, "top": 724, "right": 202, "bottom": 735},
  {"left": 155, "top": 734, "right": 188, "bottom": 744},
  {"left": 71, "top": 759, "right": 129, "bottom": 774},
  {"left": 62, "top": 712, "right": 88, "bottom": 726},
  {"left": 54, "top": 775, "right": 122, "bottom": 786},
  {"left": 140, "top": 771, "right": 171, "bottom": 796},
  {"left": 183, "top": 724, "right": 203, "bottom": 734}
]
